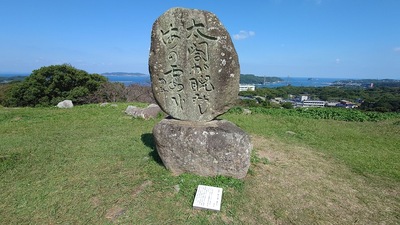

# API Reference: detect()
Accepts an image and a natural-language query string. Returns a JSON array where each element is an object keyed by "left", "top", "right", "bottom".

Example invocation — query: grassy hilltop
[{"left": 1, "top": 104, "right": 399, "bottom": 224}]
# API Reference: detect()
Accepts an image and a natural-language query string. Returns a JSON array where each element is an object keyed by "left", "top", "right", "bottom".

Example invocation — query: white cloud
[
  {"left": 233, "top": 30, "right": 255, "bottom": 40},
  {"left": 335, "top": 58, "right": 341, "bottom": 64},
  {"left": 394, "top": 47, "right": 400, "bottom": 52}
]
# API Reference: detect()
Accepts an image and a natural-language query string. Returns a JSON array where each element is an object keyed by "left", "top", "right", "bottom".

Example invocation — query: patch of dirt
[
  {"left": 237, "top": 135, "right": 400, "bottom": 224},
  {"left": 105, "top": 206, "right": 126, "bottom": 221},
  {"left": 11, "top": 117, "right": 22, "bottom": 122},
  {"left": 90, "top": 196, "right": 101, "bottom": 208},
  {"left": 131, "top": 180, "right": 152, "bottom": 198},
  {"left": 105, "top": 180, "right": 153, "bottom": 222}
]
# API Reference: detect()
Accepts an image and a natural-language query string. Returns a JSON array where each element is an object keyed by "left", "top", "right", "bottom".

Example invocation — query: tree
[
  {"left": 0, "top": 84, "right": 13, "bottom": 106},
  {"left": 5, "top": 64, "right": 107, "bottom": 107},
  {"left": 281, "top": 102, "right": 294, "bottom": 109}
]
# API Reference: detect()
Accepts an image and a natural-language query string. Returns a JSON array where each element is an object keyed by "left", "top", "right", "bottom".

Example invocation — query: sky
[{"left": 1, "top": 0, "right": 399, "bottom": 79}]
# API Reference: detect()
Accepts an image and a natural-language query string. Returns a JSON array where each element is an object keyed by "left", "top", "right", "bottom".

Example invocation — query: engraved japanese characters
[
  {"left": 149, "top": 7, "right": 240, "bottom": 122},
  {"left": 150, "top": 8, "right": 252, "bottom": 179}
]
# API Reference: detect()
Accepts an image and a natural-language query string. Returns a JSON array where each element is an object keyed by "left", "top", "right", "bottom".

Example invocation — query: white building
[
  {"left": 300, "top": 95, "right": 309, "bottom": 101},
  {"left": 239, "top": 84, "right": 255, "bottom": 91},
  {"left": 326, "top": 102, "right": 340, "bottom": 107},
  {"left": 301, "top": 100, "right": 326, "bottom": 107}
]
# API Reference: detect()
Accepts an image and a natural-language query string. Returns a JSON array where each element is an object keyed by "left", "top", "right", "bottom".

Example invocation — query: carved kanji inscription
[{"left": 149, "top": 7, "right": 240, "bottom": 121}]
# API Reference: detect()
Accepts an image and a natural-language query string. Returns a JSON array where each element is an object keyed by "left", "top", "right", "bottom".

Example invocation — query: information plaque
[{"left": 193, "top": 185, "right": 223, "bottom": 211}]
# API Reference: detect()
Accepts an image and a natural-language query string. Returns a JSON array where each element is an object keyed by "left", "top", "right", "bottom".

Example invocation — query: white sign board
[{"left": 193, "top": 185, "right": 223, "bottom": 211}]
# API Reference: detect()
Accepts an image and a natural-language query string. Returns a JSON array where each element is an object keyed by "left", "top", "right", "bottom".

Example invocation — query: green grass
[
  {"left": 0, "top": 104, "right": 245, "bottom": 224},
  {"left": 1, "top": 104, "right": 399, "bottom": 224},
  {"left": 222, "top": 111, "right": 400, "bottom": 182}
]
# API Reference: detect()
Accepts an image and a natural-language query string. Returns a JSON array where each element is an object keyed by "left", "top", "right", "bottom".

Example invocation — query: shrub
[
  {"left": 84, "top": 83, "right": 155, "bottom": 104},
  {"left": 281, "top": 102, "right": 294, "bottom": 109},
  {"left": 125, "top": 84, "right": 155, "bottom": 103},
  {"left": 85, "top": 82, "right": 127, "bottom": 103},
  {"left": 0, "top": 84, "right": 14, "bottom": 106},
  {"left": 4, "top": 64, "right": 107, "bottom": 107}
]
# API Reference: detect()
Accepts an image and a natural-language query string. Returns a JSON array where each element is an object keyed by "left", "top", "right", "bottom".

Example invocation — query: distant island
[
  {"left": 101, "top": 72, "right": 148, "bottom": 76},
  {"left": 0, "top": 76, "right": 26, "bottom": 84},
  {"left": 333, "top": 79, "right": 400, "bottom": 88},
  {"left": 240, "top": 74, "right": 283, "bottom": 84}
]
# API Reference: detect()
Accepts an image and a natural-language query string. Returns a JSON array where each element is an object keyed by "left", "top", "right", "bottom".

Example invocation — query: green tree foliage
[
  {"left": 4, "top": 64, "right": 107, "bottom": 107},
  {"left": 360, "top": 89, "right": 400, "bottom": 112},
  {"left": 0, "top": 84, "right": 13, "bottom": 106},
  {"left": 281, "top": 102, "right": 294, "bottom": 109},
  {"left": 239, "top": 86, "right": 400, "bottom": 112}
]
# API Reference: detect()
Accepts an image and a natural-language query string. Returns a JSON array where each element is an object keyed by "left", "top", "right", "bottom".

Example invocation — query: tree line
[
  {"left": 239, "top": 85, "right": 400, "bottom": 112},
  {"left": 1, "top": 64, "right": 398, "bottom": 113},
  {"left": 0, "top": 64, "right": 154, "bottom": 107},
  {"left": 240, "top": 74, "right": 282, "bottom": 84}
]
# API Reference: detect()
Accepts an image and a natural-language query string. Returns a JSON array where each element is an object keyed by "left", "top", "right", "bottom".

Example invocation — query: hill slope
[
  {"left": 0, "top": 104, "right": 398, "bottom": 224},
  {"left": 240, "top": 74, "right": 282, "bottom": 84}
]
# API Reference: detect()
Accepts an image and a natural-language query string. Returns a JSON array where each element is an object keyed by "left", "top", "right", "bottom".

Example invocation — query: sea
[
  {"left": 1, "top": 73, "right": 346, "bottom": 88},
  {"left": 105, "top": 75, "right": 344, "bottom": 88},
  {"left": 103, "top": 75, "right": 151, "bottom": 86},
  {"left": 258, "top": 77, "right": 344, "bottom": 88}
]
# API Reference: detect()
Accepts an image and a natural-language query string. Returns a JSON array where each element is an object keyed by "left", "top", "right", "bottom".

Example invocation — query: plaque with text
[{"left": 193, "top": 185, "right": 223, "bottom": 211}]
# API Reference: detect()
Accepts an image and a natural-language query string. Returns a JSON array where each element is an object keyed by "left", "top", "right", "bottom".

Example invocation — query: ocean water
[
  {"left": 259, "top": 77, "right": 342, "bottom": 88},
  {"left": 104, "top": 75, "right": 151, "bottom": 86},
  {"left": 105, "top": 75, "right": 343, "bottom": 87},
  {"left": 0, "top": 73, "right": 344, "bottom": 88}
]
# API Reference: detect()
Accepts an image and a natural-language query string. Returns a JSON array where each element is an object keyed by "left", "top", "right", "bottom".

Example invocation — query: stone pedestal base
[{"left": 152, "top": 118, "right": 252, "bottom": 179}]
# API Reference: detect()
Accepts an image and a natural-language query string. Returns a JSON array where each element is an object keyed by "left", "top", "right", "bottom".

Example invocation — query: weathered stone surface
[
  {"left": 149, "top": 7, "right": 240, "bottom": 122},
  {"left": 153, "top": 119, "right": 252, "bottom": 179},
  {"left": 125, "top": 104, "right": 161, "bottom": 119},
  {"left": 57, "top": 100, "right": 73, "bottom": 108}
]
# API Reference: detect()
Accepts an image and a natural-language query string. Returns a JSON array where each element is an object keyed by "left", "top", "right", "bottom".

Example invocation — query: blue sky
[{"left": 1, "top": 0, "right": 399, "bottom": 79}]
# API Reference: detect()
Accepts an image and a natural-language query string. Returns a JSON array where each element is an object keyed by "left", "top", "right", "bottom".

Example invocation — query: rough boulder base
[
  {"left": 149, "top": 7, "right": 240, "bottom": 122},
  {"left": 125, "top": 104, "right": 161, "bottom": 119},
  {"left": 153, "top": 119, "right": 252, "bottom": 179}
]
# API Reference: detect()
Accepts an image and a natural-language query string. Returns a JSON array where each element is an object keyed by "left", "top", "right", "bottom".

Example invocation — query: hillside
[
  {"left": 333, "top": 79, "right": 400, "bottom": 87},
  {"left": 240, "top": 74, "right": 283, "bottom": 84},
  {"left": 0, "top": 76, "right": 26, "bottom": 84},
  {"left": 1, "top": 104, "right": 399, "bottom": 224}
]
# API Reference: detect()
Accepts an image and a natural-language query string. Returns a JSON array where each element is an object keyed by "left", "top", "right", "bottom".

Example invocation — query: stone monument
[{"left": 149, "top": 7, "right": 252, "bottom": 179}]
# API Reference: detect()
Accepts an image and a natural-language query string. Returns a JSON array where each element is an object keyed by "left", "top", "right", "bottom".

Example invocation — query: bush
[
  {"left": 281, "top": 102, "right": 294, "bottom": 109},
  {"left": 85, "top": 82, "right": 127, "bottom": 103},
  {"left": 125, "top": 84, "right": 155, "bottom": 103},
  {"left": 0, "top": 84, "right": 14, "bottom": 106},
  {"left": 4, "top": 64, "right": 107, "bottom": 107},
  {"left": 84, "top": 82, "right": 155, "bottom": 104}
]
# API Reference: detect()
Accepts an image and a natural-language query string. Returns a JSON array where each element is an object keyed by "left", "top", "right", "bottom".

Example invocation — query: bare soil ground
[{"left": 235, "top": 135, "right": 399, "bottom": 224}]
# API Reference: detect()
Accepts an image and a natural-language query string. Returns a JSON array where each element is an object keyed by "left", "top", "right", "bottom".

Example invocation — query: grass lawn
[{"left": 1, "top": 104, "right": 399, "bottom": 224}]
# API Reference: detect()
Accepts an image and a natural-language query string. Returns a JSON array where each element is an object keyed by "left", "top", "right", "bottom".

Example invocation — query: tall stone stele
[{"left": 149, "top": 7, "right": 252, "bottom": 179}]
